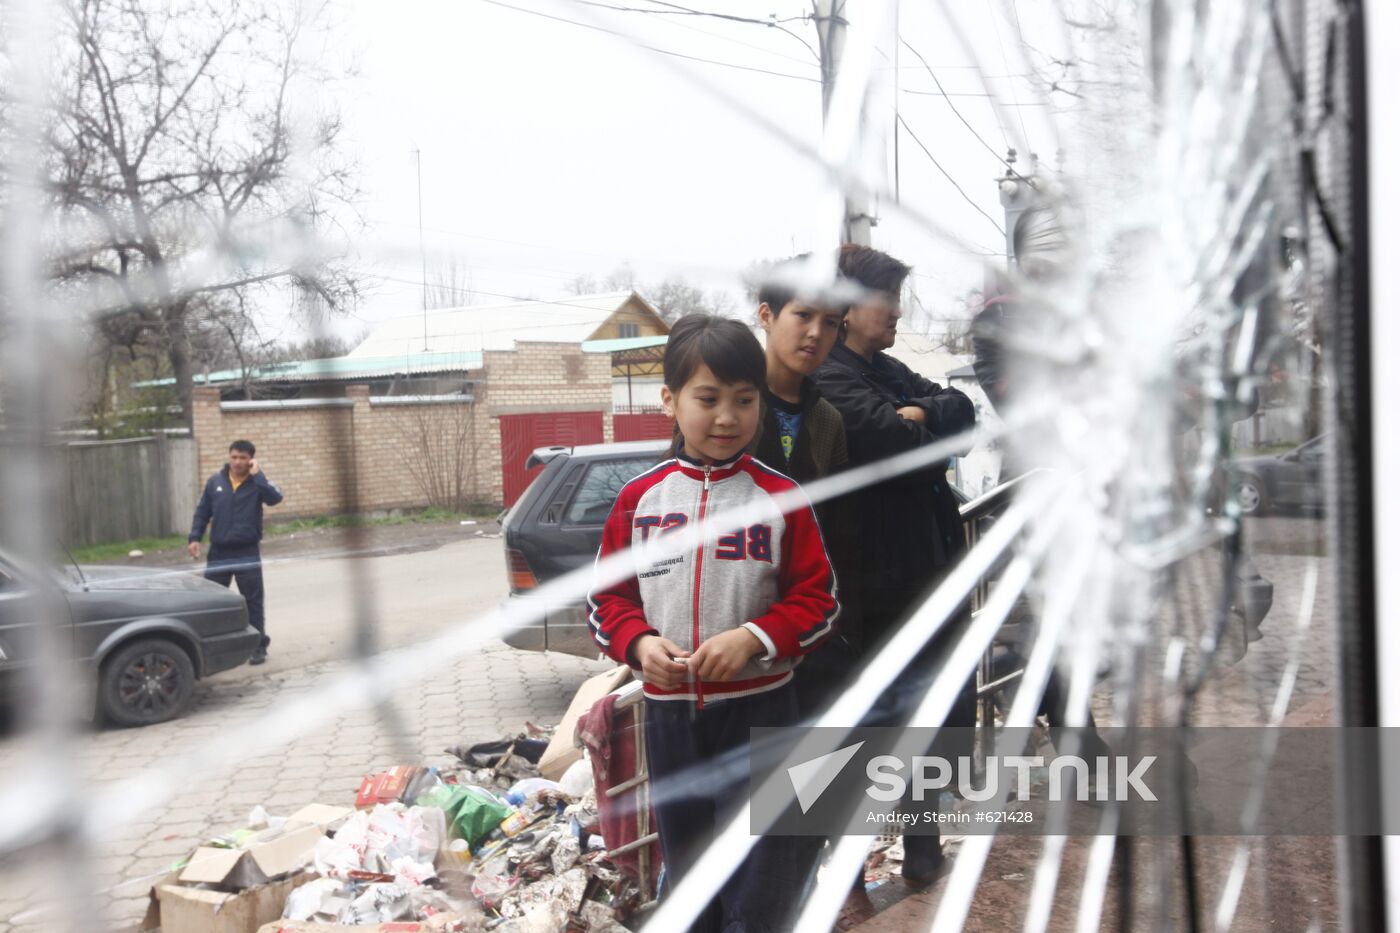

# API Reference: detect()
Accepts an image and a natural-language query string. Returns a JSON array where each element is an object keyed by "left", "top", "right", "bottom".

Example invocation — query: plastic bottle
[{"left": 498, "top": 810, "right": 532, "bottom": 837}]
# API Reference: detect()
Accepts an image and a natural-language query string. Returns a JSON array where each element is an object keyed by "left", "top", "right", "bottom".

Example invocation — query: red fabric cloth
[{"left": 576, "top": 692, "right": 661, "bottom": 896}]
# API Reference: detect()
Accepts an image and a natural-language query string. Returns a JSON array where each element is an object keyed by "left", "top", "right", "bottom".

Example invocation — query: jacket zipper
[{"left": 692, "top": 464, "right": 712, "bottom": 709}]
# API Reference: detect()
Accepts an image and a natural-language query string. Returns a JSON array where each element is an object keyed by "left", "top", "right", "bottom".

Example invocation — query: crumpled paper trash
[
  {"left": 340, "top": 883, "right": 411, "bottom": 924},
  {"left": 578, "top": 900, "right": 632, "bottom": 933},
  {"left": 550, "top": 834, "right": 581, "bottom": 875},
  {"left": 500, "top": 866, "right": 588, "bottom": 920},
  {"left": 282, "top": 876, "right": 351, "bottom": 921},
  {"left": 312, "top": 803, "right": 444, "bottom": 883}
]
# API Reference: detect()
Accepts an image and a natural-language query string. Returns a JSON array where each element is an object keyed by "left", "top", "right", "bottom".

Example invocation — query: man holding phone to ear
[{"left": 189, "top": 439, "right": 284, "bottom": 665}]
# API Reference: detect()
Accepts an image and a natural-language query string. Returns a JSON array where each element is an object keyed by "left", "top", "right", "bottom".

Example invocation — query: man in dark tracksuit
[{"left": 188, "top": 439, "right": 283, "bottom": 664}]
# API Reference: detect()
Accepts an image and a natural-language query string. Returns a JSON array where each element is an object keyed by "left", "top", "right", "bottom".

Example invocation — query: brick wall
[
  {"left": 189, "top": 342, "right": 614, "bottom": 516},
  {"left": 481, "top": 343, "right": 614, "bottom": 505},
  {"left": 192, "top": 388, "right": 356, "bottom": 517}
]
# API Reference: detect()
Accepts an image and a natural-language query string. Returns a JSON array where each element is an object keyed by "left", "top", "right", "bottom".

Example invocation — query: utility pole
[
  {"left": 414, "top": 147, "right": 429, "bottom": 351},
  {"left": 813, "top": 0, "right": 872, "bottom": 245},
  {"left": 996, "top": 149, "right": 1040, "bottom": 267}
]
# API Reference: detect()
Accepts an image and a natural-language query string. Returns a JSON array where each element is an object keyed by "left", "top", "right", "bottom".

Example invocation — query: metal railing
[{"left": 960, "top": 470, "right": 1041, "bottom": 751}]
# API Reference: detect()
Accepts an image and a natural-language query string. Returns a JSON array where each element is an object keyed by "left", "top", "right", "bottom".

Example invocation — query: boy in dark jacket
[
  {"left": 188, "top": 439, "right": 284, "bottom": 664},
  {"left": 747, "top": 257, "right": 859, "bottom": 720}
]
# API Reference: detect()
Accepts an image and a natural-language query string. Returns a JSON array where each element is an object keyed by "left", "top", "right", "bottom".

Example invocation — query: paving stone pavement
[{"left": 0, "top": 638, "right": 613, "bottom": 932}]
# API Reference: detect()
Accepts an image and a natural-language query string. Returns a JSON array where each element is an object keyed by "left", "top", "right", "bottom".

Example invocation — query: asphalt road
[{"left": 217, "top": 530, "right": 515, "bottom": 677}]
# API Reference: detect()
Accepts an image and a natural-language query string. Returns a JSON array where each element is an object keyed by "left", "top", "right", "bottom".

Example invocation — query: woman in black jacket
[{"left": 811, "top": 244, "right": 977, "bottom": 886}]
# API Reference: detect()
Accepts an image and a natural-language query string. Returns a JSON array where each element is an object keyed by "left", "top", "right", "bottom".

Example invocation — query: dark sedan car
[
  {"left": 0, "top": 551, "right": 260, "bottom": 726},
  {"left": 500, "top": 440, "right": 667, "bottom": 658},
  {"left": 1229, "top": 435, "right": 1328, "bottom": 515}
]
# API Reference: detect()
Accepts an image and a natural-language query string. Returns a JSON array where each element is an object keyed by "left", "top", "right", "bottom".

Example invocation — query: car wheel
[
  {"left": 1235, "top": 475, "right": 1266, "bottom": 515},
  {"left": 99, "top": 638, "right": 196, "bottom": 727}
]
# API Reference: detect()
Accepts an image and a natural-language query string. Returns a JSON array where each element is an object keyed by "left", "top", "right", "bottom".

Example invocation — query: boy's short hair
[
  {"left": 229, "top": 439, "right": 256, "bottom": 456},
  {"left": 756, "top": 254, "right": 847, "bottom": 318},
  {"left": 837, "top": 244, "right": 912, "bottom": 297},
  {"left": 663, "top": 314, "right": 766, "bottom": 391}
]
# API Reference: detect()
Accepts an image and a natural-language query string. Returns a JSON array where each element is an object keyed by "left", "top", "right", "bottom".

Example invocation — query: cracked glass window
[{"left": 0, "top": 0, "right": 1388, "bottom": 931}]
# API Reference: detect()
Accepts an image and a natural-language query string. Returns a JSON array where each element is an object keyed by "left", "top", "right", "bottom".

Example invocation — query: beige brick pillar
[
  {"left": 345, "top": 385, "right": 371, "bottom": 513},
  {"left": 190, "top": 387, "right": 223, "bottom": 483}
]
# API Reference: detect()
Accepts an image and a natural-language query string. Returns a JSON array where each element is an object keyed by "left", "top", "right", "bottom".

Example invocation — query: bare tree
[
  {"left": 646, "top": 276, "right": 734, "bottom": 323},
  {"left": 425, "top": 258, "right": 475, "bottom": 309},
  {"left": 568, "top": 263, "right": 635, "bottom": 296},
  {"left": 567, "top": 273, "right": 600, "bottom": 296},
  {"left": 384, "top": 400, "right": 479, "bottom": 512},
  {"left": 44, "top": 0, "right": 360, "bottom": 428},
  {"left": 263, "top": 332, "right": 359, "bottom": 362}
]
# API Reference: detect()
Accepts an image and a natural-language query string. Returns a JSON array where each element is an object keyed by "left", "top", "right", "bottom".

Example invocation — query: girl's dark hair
[{"left": 662, "top": 313, "right": 766, "bottom": 392}]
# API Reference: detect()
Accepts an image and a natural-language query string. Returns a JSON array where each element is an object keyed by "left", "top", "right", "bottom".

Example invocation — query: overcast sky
[{"left": 297, "top": 0, "right": 1073, "bottom": 344}]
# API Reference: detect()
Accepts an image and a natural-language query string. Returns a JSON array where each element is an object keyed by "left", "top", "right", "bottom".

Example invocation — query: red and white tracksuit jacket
[{"left": 587, "top": 450, "right": 839, "bottom": 704}]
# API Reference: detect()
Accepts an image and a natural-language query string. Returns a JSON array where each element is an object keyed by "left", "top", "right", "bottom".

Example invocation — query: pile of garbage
[
  {"left": 144, "top": 693, "right": 653, "bottom": 932},
  {"left": 275, "top": 743, "right": 637, "bottom": 931}
]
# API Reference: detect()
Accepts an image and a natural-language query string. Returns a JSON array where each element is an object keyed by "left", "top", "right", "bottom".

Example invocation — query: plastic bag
[
  {"left": 504, "top": 777, "right": 563, "bottom": 806},
  {"left": 558, "top": 757, "right": 592, "bottom": 798},
  {"left": 416, "top": 783, "right": 512, "bottom": 847}
]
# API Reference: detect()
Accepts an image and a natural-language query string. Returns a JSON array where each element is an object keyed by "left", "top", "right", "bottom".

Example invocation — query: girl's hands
[
  {"left": 691, "top": 628, "right": 764, "bottom": 682},
  {"left": 630, "top": 635, "right": 691, "bottom": 690}
]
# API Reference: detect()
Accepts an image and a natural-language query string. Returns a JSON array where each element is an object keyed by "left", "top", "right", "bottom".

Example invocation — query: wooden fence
[{"left": 61, "top": 435, "right": 199, "bottom": 548}]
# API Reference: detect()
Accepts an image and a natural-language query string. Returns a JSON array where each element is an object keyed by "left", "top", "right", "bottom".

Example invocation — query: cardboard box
[
  {"left": 142, "top": 804, "right": 354, "bottom": 933},
  {"left": 178, "top": 805, "right": 352, "bottom": 888},
  {"left": 538, "top": 665, "right": 632, "bottom": 781},
  {"left": 152, "top": 870, "right": 315, "bottom": 933}
]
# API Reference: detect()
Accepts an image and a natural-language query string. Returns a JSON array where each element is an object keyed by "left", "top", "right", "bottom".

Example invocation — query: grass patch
[
  {"left": 267, "top": 506, "right": 496, "bottom": 535},
  {"left": 69, "top": 534, "right": 188, "bottom": 564},
  {"left": 70, "top": 506, "right": 497, "bottom": 563}
]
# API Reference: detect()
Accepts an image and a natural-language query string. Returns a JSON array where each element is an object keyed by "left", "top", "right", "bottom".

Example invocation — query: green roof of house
[
  {"left": 580, "top": 335, "right": 669, "bottom": 353},
  {"left": 134, "top": 335, "right": 670, "bottom": 389},
  {"left": 133, "top": 350, "right": 487, "bottom": 388}
]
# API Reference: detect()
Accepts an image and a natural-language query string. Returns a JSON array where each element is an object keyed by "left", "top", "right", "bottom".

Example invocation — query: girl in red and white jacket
[{"left": 587, "top": 313, "right": 837, "bottom": 932}]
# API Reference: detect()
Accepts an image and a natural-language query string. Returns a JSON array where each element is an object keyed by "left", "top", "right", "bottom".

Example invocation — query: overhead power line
[
  {"left": 375, "top": 274, "right": 658, "bottom": 320},
  {"left": 899, "top": 89, "right": 1049, "bottom": 104},
  {"left": 568, "top": 0, "right": 821, "bottom": 62},
  {"left": 985, "top": 0, "right": 1032, "bottom": 152},
  {"left": 895, "top": 112, "right": 1005, "bottom": 237},
  {"left": 478, "top": 0, "right": 819, "bottom": 82},
  {"left": 899, "top": 35, "right": 1028, "bottom": 176}
]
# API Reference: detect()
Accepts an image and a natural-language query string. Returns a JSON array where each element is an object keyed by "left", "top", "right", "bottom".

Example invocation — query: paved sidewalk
[{"left": 0, "top": 639, "right": 613, "bottom": 932}]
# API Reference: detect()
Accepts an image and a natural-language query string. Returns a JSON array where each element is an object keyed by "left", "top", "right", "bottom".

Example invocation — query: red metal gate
[
  {"left": 612, "top": 412, "right": 672, "bottom": 442},
  {"left": 499, "top": 411, "right": 605, "bottom": 506}
]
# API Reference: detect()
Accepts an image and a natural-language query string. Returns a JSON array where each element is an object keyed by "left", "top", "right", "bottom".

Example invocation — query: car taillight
[{"left": 507, "top": 548, "right": 538, "bottom": 592}]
